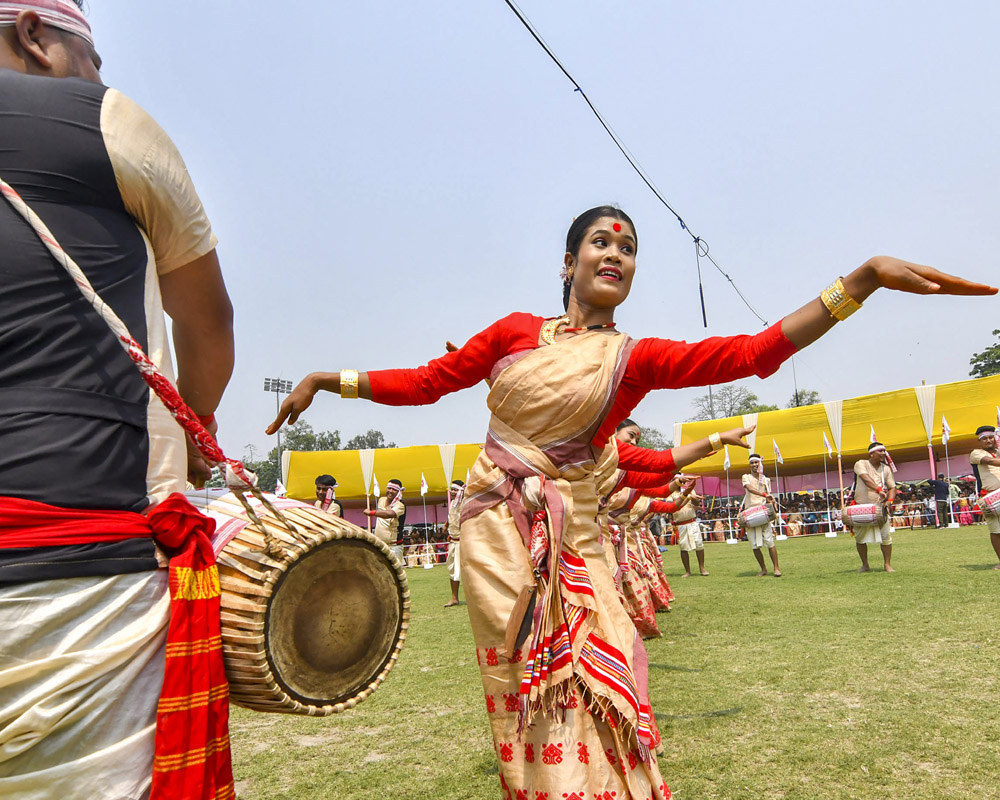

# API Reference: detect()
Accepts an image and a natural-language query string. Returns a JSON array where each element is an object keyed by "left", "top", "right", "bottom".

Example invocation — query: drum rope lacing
[{"left": 0, "top": 176, "right": 292, "bottom": 557}]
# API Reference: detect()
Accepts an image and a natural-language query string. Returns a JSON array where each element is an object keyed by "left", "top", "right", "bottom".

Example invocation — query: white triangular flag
[
  {"left": 420, "top": 472, "right": 428, "bottom": 497},
  {"left": 822, "top": 431, "right": 833, "bottom": 457},
  {"left": 941, "top": 414, "right": 951, "bottom": 446},
  {"left": 722, "top": 445, "right": 731, "bottom": 471},
  {"left": 870, "top": 424, "right": 878, "bottom": 444},
  {"left": 772, "top": 439, "right": 784, "bottom": 465},
  {"left": 275, "top": 479, "right": 287, "bottom": 498},
  {"left": 373, "top": 474, "right": 380, "bottom": 499}
]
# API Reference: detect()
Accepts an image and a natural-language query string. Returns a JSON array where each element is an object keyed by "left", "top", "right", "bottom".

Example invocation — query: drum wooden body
[
  {"left": 737, "top": 503, "right": 775, "bottom": 529},
  {"left": 188, "top": 490, "right": 409, "bottom": 716},
  {"left": 978, "top": 488, "right": 1000, "bottom": 517},
  {"left": 842, "top": 502, "right": 888, "bottom": 528}
]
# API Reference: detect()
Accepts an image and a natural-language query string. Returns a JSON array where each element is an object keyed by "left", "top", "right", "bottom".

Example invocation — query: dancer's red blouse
[{"left": 368, "top": 312, "right": 796, "bottom": 448}]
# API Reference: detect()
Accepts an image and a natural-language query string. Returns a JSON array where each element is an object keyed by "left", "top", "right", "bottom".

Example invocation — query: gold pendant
[{"left": 539, "top": 316, "right": 569, "bottom": 346}]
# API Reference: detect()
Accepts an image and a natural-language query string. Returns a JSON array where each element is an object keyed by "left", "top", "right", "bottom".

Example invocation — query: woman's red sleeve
[
  {"left": 630, "top": 321, "right": 796, "bottom": 390},
  {"left": 367, "top": 312, "right": 541, "bottom": 406},
  {"left": 621, "top": 471, "right": 676, "bottom": 490},
  {"left": 638, "top": 483, "right": 675, "bottom": 499},
  {"left": 596, "top": 322, "right": 797, "bottom": 443},
  {"left": 647, "top": 499, "right": 681, "bottom": 515},
  {"left": 615, "top": 441, "right": 677, "bottom": 473}
]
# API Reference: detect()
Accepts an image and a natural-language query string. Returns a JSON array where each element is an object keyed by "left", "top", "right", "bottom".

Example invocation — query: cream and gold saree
[{"left": 460, "top": 331, "right": 669, "bottom": 800}]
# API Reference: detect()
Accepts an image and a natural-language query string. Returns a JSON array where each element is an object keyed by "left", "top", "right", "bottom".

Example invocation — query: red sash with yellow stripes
[{"left": 147, "top": 494, "right": 234, "bottom": 800}]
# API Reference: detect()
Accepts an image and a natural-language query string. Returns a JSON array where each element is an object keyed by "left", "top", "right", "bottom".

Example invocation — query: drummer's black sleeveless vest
[{"left": 0, "top": 71, "right": 158, "bottom": 583}]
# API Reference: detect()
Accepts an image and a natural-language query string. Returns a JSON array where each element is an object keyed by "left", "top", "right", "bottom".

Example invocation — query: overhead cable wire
[{"left": 501, "top": 0, "right": 770, "bottom": 328}]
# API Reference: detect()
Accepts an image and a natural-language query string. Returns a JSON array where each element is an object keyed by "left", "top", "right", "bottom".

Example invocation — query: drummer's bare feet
[
  {"left": 443, "top": 600, "right": 460, "bottom": 607},
  {"left": 681, "top": 572, "right": 692, "bottom": 578},
  {"left": 773, "top": 570, "right": 782, "bottom": 577},
  {"left": 857, "top": 566, "right": 870, "bottom": 573},
  {"left": 884, "top": 565, "right": 896, "bottom": 573},
  {"left": 757, "top": 570, "right": 768, "bottom": 577},
  {"left": 700, "top": 570, "right": 709, "bottom": 576},
  {"left": 992, "top": 563, "right": 1000, "bottom": 570}
]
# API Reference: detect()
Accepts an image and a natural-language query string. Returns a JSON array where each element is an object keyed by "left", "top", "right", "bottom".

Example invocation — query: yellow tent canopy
[
  {"left": 676, "top": 373, "right": 1000, "bottom": 477},
  {"left": 285, "top": 444, "right": 482, "bottom": 504},
  {"left": 284, "top": 373, "right": 1000, "bottom": 501}
]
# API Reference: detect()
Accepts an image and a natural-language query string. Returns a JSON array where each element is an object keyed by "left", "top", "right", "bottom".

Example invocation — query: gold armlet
[
  {"left": 340, "top": 369, "right": 360, "bottom": 399},
  {"left": 820, "top": 277, "right": 862, "bottom": 321},
  {"left": 708, "top": 432, "right": 722, "bottom": 451}
]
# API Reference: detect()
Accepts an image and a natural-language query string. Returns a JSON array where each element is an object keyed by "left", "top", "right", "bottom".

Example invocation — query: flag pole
[
  {"left": 725, "top": 464, "right": 733, "bottom": 541},
  {"left": 773, "top": 451, "right": 783, "bottom": 538},
  {"left": 824, "top": 448, "right": 833, "bottom": 536},
  {"left": 944, "top": 438, "right": 958, "bottom": 527}
]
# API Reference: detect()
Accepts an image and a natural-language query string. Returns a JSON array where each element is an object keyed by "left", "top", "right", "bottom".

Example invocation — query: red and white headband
[{"left": 0, "top": 1, "right": 93, "bottom": 47}]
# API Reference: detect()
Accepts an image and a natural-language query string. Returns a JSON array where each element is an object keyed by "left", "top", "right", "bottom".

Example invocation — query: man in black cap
[
  {"left": 314, "top": 474, "right": 343, "bottom": 517},
  {"left": 969, "top": 426, "right": 1000, "bottom": 569}
]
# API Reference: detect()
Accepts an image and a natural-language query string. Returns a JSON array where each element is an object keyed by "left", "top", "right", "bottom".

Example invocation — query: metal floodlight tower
[{"left": 264, "top": 377, "right": 294, "bottom": 464}]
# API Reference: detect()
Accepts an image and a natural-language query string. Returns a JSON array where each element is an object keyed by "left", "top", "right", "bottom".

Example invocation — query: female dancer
[{"left": 268, "top": 206, "right": 993, "bottom": 799}]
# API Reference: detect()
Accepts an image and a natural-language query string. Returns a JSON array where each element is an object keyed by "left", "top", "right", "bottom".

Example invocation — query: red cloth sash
[{"left": 0, "top": 493, "right": 234, "bottom": 800}]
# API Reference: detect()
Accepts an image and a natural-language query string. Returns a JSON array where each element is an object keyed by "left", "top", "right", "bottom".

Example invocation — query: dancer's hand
[
  {"left": 720, "top": 425, "right": 755, "bottom": 449},
  {"left": 855, "top": 256, "right": 997, "bottom": 298},
  {"left": 266, "top": 374, "right": 323, "bottom": 433}
]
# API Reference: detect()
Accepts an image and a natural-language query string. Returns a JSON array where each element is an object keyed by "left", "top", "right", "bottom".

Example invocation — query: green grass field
[{"left": 229, "top": 527, "right": 1000, "bottom": 800}]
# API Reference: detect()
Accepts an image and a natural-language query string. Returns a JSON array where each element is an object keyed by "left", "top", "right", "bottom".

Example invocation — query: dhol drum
[
  {"left": 737, "top": 503, "right": 776, "bottom": 529},
  {"left": 187, "top": 489, "right": 409, "bottom": 716},
  {"left": 977, "top": 487, "right": 1000, "bottom": 517},
  {"left": 841, "top": 502, "right": 888, "bottom": 528}
]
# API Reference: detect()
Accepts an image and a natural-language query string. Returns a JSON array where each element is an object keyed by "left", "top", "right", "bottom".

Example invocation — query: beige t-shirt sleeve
[{"left": 101, "top": 89, "right": 217, "bottom": 275}]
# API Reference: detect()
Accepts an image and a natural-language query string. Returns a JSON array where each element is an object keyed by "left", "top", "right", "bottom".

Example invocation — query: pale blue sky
[{"left": 87, "top": 1, "right": 999, "bottom": 458}]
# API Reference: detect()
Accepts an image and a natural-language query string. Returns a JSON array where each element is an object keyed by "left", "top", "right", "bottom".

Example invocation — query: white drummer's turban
[{"left": 0, "top": 1, "right": 93, "bottom": 47}]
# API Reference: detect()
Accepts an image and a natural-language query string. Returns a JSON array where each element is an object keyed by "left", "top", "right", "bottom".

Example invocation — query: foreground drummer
[
  {"left": 969, "top": 425, "right": 1000, "bottom": 569},
  {"left": 444, "top": 479, "right": 465, "bottom": 607},
  {"left": 853, "top": 442, "right": 896, "bottom": 572},
  {"left": 0, "top": 4, "right": 235, "bottom": 798},
  {"left": 366, "top": 479, "right": 406, "bottom": 561},
  {"left": 742, "top": 455, "right": 782, "bottom": 577}
]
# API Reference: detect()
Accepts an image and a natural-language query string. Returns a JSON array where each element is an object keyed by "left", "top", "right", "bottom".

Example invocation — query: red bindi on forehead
[{"left": 612, "top": 222, "right": 622, "bottom": 232}]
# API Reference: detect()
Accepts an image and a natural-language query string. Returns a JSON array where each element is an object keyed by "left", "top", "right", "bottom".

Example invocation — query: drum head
[{"left": 265, "top": 538, "right": 404, "bottom": 707}]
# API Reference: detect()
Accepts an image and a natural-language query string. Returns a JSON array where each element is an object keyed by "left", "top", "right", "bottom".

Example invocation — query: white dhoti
[
  {"left": 676, "top": 521, "right": 703, "bottom": 552},
  {"left": 446, "top": 539, "right": 460, "bottom": 581},
  {"left": 746, "top": 523, "right": 775, "bottom": 550},
  {"left": 0, "top": 570, "right": 169, "bottom": 800},
  {"left": 854, "top": 521, "right": 892, "bottom": 546}
]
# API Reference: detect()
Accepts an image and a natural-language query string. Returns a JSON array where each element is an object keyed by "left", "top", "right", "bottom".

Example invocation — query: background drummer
[
  {"left": 314, "top": 474, "right": 343, "bottom": 517},
  {"left": 669, "top": 486, "right": 706, "bottom": 577},
  {"left": 969, "top": 425, "right": 1000, "bottom": 569},
  {"left": 742, "top": 455, "right": 782, "bottom": 577},
  {"left": 853, "top": 442, "right": 897, "bottom": 572},
  {"left": 365, "top": 479, "right": 406, "bottom": 562},
  {"left": 444, "top": 479, "right": 465, "bottom": 608}
]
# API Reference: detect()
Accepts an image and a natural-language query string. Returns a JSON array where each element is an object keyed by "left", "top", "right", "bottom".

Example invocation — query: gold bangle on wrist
[
  {"left": 708, "top": 432, "right": 722, "bottom": 450},
  {"left": 339, "top": 369, "right": 359, "bottom": 399},
  {"left": 820, "top": 277, "right": 862, "bottom": 321}
]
